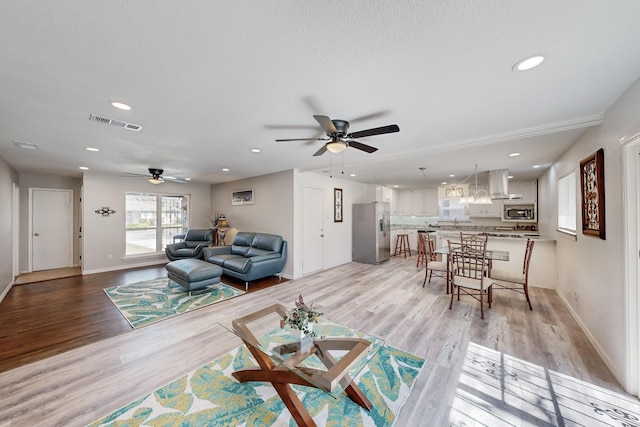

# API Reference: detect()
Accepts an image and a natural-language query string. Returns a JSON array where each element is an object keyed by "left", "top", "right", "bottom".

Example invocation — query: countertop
[{"left": 391, "top": 225, "right": 555, "bottom": 242}]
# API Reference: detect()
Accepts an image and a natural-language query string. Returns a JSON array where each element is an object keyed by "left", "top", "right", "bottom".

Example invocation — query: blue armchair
[{"left": 165, "top": 229, "right": 214, "bottom": 261}]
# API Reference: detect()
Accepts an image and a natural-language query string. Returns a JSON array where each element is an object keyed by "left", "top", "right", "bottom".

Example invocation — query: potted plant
[{"left": 280, "top": 294, "right": 322, "bottom": 338}]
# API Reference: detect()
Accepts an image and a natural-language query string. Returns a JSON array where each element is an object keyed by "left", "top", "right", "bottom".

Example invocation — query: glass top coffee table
[{"left": 221, "top": 303, "right": 384, "bottom": 427}]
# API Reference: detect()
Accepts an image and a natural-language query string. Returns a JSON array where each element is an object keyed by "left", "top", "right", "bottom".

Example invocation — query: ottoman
[{"left": 166, "top": 259, "right": 223, "bottom": 293}]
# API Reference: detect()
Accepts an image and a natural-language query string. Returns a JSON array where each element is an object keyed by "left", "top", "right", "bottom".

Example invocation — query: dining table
[{"left": 435, "top": 246, "right": 510, "bottom": 294}]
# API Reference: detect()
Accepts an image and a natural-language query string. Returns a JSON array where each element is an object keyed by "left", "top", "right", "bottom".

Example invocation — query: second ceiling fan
[{"left": 276, "top": 115, "right": 400, "bottom": 156}]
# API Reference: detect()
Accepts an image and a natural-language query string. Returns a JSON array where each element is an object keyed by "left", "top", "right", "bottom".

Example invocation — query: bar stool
[
  {"left": 416, "top": 232, "right": 436, "bottom": 267},
  {"left": 394, "top": 233, "right": 411, "bottom": 257}
]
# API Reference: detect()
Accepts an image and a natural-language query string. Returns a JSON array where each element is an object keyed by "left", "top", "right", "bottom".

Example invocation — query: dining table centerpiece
[{"left": 280, "top": 294, "right": 322, "bottom": 338}]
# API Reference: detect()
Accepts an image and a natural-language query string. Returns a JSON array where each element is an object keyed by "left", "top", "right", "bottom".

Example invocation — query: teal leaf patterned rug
[
  {"left": 88, "top": 342, "right": 424, "bottom": 426},
  {"left": 104, "top": 278, "right": 245, "bottom": 328}
]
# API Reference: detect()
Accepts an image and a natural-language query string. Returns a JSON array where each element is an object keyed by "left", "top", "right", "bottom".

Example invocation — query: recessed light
[
  {"left": 350, "top": 174, "right": 356, "bottom": 177},
  {"left": 79, "top": 166, "right": 89, "bottom": 170},
  {"left": 441, "top": 182, "right": 448, "bottom": 185},
  {"left": 86, "top": 147, "right": 99, "bottom": 152},
  {"left": 508, "top": 175, "right": 514, "bottom": 179},
  {"left": 513, "top": 55, "right": 545, "bottom": 71},
  {"left": 449, "top": 174, "right": 455, "bottom": 177},
  {"left": 250, "top": 148, "right": 261, "bottom": 153},
  {"left": 393, "top": 185, "right": 399, "bottom": 188},
  {"left": 533, "top": 165, "right": 540, "bottom": 168},
  {"left": 111, "top": 101, "right": 131, "bottom": 110},
  {"left": 222, "top": 168, "right": 229, "bottom": 172},
  {"left": 509, "top": 152, "right": 521, "bottom": 157}
]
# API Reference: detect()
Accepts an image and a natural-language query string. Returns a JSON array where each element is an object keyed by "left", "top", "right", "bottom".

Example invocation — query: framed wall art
[
  {"left": 580, "top": 148, "right": 605, "bottom": 239},
  {"left": 334, "top": 188, "right": 343, "bottom": 222},
  {"left": 232, "top": 189, "right": 254, "bottom": 206}
]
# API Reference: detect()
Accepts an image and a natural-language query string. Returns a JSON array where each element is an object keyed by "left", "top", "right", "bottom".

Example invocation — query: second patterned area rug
[
  {"left": 104, "top": 277, "right": 245, "bottom": 328},
  {"left": 88, "top": 342, "right": 424, "bottom": 426}
]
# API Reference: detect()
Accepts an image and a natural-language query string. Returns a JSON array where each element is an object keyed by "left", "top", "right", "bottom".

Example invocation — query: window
[
  {"left": 439, "top": 197, "right": 470, "bottom": 222},
  {"left": 558, "top": 172, "right": 576, "bottom": 234},
  {"left": 125, "top": 193, "right": 189, "bottom": 255}
]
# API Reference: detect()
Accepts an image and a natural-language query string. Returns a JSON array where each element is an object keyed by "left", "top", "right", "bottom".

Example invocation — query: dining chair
[
  {"left": 490, "top": 239, "right": 535, "bottom": 310},
  {"left": 460, "top": 232, "right": 490, "bottom": 271},
  {"left": 416, "top": 231, "right": 436, "bottom": 267},
  {"left": 449, "top": 239, "right": 492, "bottom": 319},
  {"left": 422, "top": 233, "right": 448, "bottom": 287}
]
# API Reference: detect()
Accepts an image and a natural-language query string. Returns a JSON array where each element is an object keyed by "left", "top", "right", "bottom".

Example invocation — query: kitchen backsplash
[{"left": 391, "top": 215, "right": 439, "bottom": 227}]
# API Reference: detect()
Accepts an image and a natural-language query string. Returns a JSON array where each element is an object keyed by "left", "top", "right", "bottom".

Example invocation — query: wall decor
[
  {"left": 580, "top": 148, "right": 605, "bottom": 239},
  {"left": 232, "top": 189, "right": 254, "bottom": 206},
  {"left": 334, "top": 188, "right": 343, "bottom": 222},
  {"left": 95, "top": 206, "right": 116, "bottom": 217}
]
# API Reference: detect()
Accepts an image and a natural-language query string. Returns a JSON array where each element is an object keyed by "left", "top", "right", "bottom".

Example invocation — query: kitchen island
[{"left": 435, "top": 229, "right": 556, "bottom": 289}]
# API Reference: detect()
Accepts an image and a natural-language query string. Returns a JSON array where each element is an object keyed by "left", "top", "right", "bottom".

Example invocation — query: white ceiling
[{"left": 2, "top": 1, "right": 640, "bottom": 188}]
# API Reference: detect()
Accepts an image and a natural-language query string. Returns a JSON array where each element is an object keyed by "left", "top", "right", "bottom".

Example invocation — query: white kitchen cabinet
[
  {"left": 423, "top": 188, "right": 438, "bottom": 215},
  {"left": 395, "top": 190, "right": 411, "bottom": 214},
  {"left": 395, "top": 188, "right": 440, "bottom": 215},
  {"left": 407, "top": 229, "right": 419, "bottom": 252},
  {"left": 468, "top": 199, "right": 503, "bottom": 217},
  {"left": 410, "top": 190, "right": 424, "bottom": 214},
  {"left": 376, "top": 185, "right": 393, "bottom": 203},
  {"left": 510, "top": 180, "right": 537, "bottom": 203}
]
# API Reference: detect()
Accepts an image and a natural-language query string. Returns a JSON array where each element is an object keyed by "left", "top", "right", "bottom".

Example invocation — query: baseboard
[
  {"left": 0, "top": 281, "right": 13, "bottom": 304},
  {"left": 82, "top": 260, "right": 167, "bottom": 275},
  {"left": 556, "top": 288, "right": 624, "bottom": 388}
]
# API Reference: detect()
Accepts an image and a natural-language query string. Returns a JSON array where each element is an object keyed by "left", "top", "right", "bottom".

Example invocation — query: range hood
[{"left": 489, "top": 169, "right": 521, "bottom": 199}]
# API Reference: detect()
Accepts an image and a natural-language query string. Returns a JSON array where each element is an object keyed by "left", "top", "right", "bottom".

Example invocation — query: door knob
[{"left": 34, "top": 233, "right": 39, "bottom": 236}]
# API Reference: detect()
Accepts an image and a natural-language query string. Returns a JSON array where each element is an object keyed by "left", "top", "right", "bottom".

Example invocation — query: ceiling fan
[
  {"left": 275, "top": 115, "right": 400, "bottom": 156},
  {"left": 123, "top": 168, "right": 187, "bottom": 184}
]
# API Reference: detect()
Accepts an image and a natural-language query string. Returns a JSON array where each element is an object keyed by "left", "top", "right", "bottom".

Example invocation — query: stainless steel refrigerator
[{"left": 352, "top": 202, "right": 390, "bottom": 264}]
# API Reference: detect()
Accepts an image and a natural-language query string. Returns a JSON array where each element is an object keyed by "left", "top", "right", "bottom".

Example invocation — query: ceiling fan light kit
[{"left": 326, "top": 141, "right": 347, "bottom": 153}]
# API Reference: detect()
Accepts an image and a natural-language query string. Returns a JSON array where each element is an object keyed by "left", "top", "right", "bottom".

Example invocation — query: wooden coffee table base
[{"left": 232, "top": 340, "right": 373, "bottom": 427}]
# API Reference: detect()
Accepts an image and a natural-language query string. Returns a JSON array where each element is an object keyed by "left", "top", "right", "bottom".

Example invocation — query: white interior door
[
  {"left": 302, "top": 186, "right": 324, "bottom": 275},
  {"left": 12, "top": 184, "right": 19, "bottom": 278},
  {"left": 30, "top": 188, "right": 73, "bottom": 271}
]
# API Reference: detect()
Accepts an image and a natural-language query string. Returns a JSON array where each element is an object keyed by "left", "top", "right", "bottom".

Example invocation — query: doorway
[
  {"left": 623, "top": 135, "right": 640, "bottom": 396},
  {"left": 301, "top": 186, "right": 324, "bottom": 275},
  {"left": 28, "top": 188, "right": 73, "bottom": 272}
]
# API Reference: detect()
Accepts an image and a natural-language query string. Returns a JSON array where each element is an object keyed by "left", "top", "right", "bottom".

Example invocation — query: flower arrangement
[{"left": 280, "top": 294, "right": 322, "bottom": 337}]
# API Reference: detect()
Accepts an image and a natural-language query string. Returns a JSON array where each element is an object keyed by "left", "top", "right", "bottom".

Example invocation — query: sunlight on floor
[{"left": 449, "top": 342, "right": 640, "bottom": 426}]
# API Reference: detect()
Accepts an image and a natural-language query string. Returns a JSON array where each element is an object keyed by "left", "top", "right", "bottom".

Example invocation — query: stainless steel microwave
[{"left": 503, "top": 204, "right": 535, "bottom": 221}]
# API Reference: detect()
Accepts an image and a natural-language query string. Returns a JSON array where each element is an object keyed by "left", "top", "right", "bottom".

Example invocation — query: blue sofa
[{"left": 202, "top": 232, "right": 287, "bottom": 290}]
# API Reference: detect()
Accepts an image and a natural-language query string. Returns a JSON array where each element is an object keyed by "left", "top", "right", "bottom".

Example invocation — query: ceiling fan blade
[
  {"left": 347, "top": 140, "right": 378, "bottom": 153},
  {"left": 313, "top": 115, "right": 338, "bottom": 134},
  {"left": 265, "top": 124, "right": 320, "bottom": 130},
  {"left": 347, "top": 124, "right": 399, "bottom": 139},
  {"left": 349, "top": 110, "right": 391, "bottom": 123},
  {"left": 313, "top": 144, "right": 328, "bottom": 156},
  {"left": 163, "top": 176, "right": 188, "bottom": 184},
  {"left": 276, "top": 137, "right": 328, "bottom": 142}
]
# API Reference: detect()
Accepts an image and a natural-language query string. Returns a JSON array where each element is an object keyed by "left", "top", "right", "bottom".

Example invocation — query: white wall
[
  {"left": 293, "top": 170, "right": 374, "bottom": 278},
  {"left": 82, "top": 172, "right": 211, "bottom": 274},
  {"left": 538, "top": 75, "right": 640, "bottom": 389},
  {"left": 0, "top": 156, "right": 18, "bottom": 302},
  {"left": 210, "top": 169, "right": 375, "bottom": 280},
  {"left": 210, "top": 170, "right": 295, "bottom": 278}
]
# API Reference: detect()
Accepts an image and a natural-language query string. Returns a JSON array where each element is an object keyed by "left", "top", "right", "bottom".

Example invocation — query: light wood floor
[{"left": 0, "top": 257, "right": 633, "bottom": 426}]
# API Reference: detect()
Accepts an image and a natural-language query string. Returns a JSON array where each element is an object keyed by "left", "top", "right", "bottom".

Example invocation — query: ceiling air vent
[{"left": 89, "top": 114, "right": 142, "bottom": 132}]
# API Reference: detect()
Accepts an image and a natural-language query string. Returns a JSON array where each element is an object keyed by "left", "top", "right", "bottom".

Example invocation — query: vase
[{"left": 298, "top": 323, "right": 313, "bottom": 351}]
